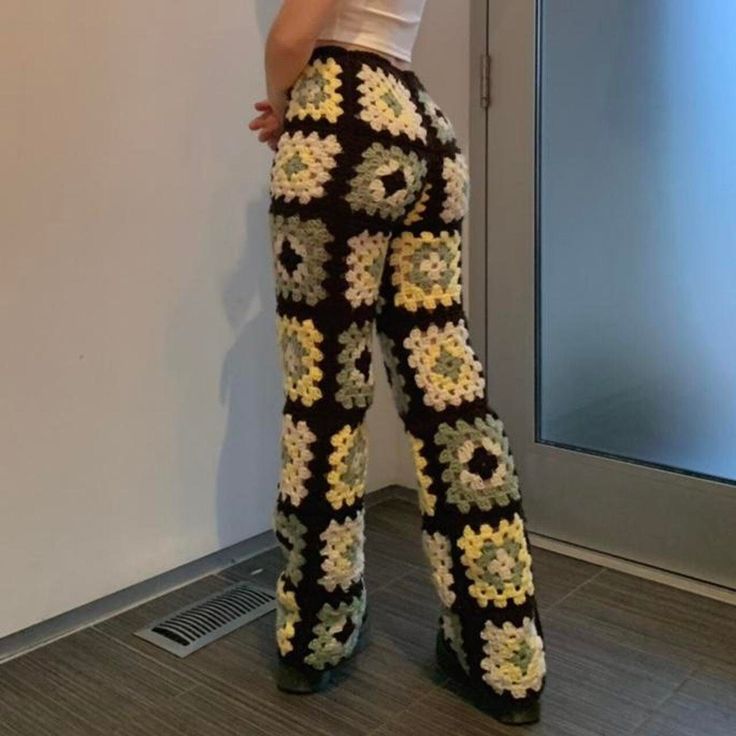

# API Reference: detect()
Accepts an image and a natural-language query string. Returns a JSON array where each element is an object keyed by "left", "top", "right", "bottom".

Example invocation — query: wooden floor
[{"left": 2, "top": 497, "right": 735, "bottom": 735}]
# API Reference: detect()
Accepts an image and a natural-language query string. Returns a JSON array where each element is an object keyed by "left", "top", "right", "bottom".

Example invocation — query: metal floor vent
[{"left": 135, "top": 580, "right": 276, "bottom": 657}]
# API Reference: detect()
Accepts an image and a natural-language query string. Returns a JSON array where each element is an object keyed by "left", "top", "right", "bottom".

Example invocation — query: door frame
[
  {"left": 470, "top": 0, "right": 736, "bottom": 598},
  {"left": 467, "top": 0, "right": 491, "bottom": 365}
]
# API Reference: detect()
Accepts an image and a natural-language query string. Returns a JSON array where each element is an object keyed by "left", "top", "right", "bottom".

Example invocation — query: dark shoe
[
  {"left": 275, "top": 659, "right": 332, "bottom": 694},
  {"left": 435, "top": 628, "right": 541, "bottom": 725},
  {"left": 276, "top": 606, "right": 371, "bottom": 694}
]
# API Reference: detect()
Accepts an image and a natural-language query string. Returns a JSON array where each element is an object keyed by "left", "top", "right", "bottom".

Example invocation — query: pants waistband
[{"left": 307, "top": 43, "right": 423, "bottom": 89}]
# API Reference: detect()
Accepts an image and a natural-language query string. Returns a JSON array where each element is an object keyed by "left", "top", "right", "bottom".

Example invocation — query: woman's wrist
[{"left": 267, "top": 85, "right": 288, "bottom": 123}]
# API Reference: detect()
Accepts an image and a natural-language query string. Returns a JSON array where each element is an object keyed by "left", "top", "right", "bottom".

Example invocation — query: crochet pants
[{"left": 268, "top": 43, "right": 547, "bottom": 706}]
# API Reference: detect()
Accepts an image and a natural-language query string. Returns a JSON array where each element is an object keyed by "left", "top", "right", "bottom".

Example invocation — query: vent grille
[{"left": 135, "top": 580, "right": 276, "bottom": 657}]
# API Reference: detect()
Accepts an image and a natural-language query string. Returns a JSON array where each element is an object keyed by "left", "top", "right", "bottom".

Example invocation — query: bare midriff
[{"left": 314, "top": 39, "right": 413, "bottom": 70}]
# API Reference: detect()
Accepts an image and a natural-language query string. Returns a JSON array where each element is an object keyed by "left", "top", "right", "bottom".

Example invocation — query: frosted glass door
[
  {"left": 538, "top": 0, "right": 736, "bottom": 484},
  {"left": 483, "top": 0, "right": 736, "bottom": 589}
]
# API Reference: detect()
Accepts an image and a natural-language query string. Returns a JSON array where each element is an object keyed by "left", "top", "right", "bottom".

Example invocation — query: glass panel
[{"left": 537, "top": 0, "right": 736, "bottom": 483}]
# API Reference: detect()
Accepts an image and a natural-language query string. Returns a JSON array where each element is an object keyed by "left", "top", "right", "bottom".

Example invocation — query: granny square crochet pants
[{"left": 268, "top": 43, "right": 547, "bottom": 706}]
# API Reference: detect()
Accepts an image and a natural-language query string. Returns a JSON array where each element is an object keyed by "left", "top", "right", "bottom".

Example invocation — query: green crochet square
[
  {"left": 270, "top": 213, "right": 333, "bottom": 306},
  {"left": 336, "top": 321, "right": 374, "bottom": 409},
  {"left": 346, "top": 141, "right": 427, "bottom": 221},
  {"left": 435, "top": 414, "right": 521, "bottom": 512}
]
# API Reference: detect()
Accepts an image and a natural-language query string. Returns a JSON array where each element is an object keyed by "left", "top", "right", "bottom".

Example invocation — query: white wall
[{"left": 0, "top": 0, "right": 471, "bottom": 639}]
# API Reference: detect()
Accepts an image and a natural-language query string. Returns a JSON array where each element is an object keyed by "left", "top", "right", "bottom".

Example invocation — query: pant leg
[
  {"left": 267, "top": 48, "right": 428, "bottom": 672},
  {"left": 374, "top": 90, "right": 548, "bottom": 705}
]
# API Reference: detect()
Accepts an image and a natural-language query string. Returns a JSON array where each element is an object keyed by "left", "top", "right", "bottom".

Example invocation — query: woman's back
[{"left": 317, "top": 0, "right": 428, "bottom": 63}]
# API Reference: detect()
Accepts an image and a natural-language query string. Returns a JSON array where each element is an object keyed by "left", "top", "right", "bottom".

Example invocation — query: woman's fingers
[
  {"left": 251, "top": 114, "right": 277, "bottom": 141},
  {"left": 245, "top": 101, "right": 283, "bottom": 149},
  {"left": 258, "top": 122, "right": 278, "bottom": 142},
  {"left": 249, "top": 107, "right": 274, "bottom": 125},
  {"left": 248, "top": 98, "right": 277, "bottom": 129}
]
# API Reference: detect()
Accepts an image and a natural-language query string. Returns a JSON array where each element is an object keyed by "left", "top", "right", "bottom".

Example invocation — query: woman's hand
[{"left": 248, "top": 97, "right": 286, "bottom": 151}]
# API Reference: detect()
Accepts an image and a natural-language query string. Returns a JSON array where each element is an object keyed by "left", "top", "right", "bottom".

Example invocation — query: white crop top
[{"left": 317, "top": 0, "right": 427, "bottom": 63}]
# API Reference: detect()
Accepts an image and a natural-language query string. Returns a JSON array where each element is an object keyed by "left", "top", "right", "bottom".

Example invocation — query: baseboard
[
  {"left": 0, "top": 484, "right": 402, "bottom": 664},
  {"left": 527, "top": 531, "right": 736, "bottom": 606}
]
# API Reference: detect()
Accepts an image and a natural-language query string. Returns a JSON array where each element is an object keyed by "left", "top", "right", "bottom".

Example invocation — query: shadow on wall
[
  {"left": 215, "top": 1, "right": 281, "bottom": 547},
  {"left": 216, "top": 200, "right": 282, "bottom": 546}
]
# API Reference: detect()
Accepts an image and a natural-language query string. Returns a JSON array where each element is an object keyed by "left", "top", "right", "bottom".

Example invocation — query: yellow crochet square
[
  {"left": 355, "top": 63, "right": 427, "bottom": 143},
  {"left": 389, "top": 230, "right": 462, "bottom": 312},
  {"left": 403, "top": 319, "right": 485, "bottom": 411},
  {"left": 276, "top": 314, "right": 324, "bottom": 407},
  {"left": 278, "top": 413, "right": 316, "bottom": 508},
  {"left": 326, "top": 423, "right": 368, "bottom": 510},
  {"left": 480, "top": 615, "right": 546, "bottom": 698},
  {"left": 457, "top": 512, "right": 535, "bottom": 608},
  {"left": 286, "top": 57, "right": 344, "bottom": 123},
  {"left": 440, "top": 152, "right": 470, "bottom": 224},
  {"left": 270, "top": 130, "right": 342, "bottom": 205},
  {"left": 275, "top": 574, "right": 301, "bottom": 655},
  {"left": 407, "top": 433, "right": 437, "bottom": 516}
]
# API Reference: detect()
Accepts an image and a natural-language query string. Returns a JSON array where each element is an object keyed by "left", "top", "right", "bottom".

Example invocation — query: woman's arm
[
  {"left": 249, "top": 0, "right": 338, "bottom": 150},
  {"left": 265, "top": 0, "right": 340, "bottom": 116}
]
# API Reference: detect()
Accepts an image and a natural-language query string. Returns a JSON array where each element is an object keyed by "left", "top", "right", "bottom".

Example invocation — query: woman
[{"left": 248, "top": 0, "right": 547, "bottom": 725}]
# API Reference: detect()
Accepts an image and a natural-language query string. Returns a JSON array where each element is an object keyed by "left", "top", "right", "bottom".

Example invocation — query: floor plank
[
  {"left": 1, "top": 627, "right": 197, "bottom": 735},
  {"left": 554, "top": 568, "right": 736, "bottom": 668}
]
